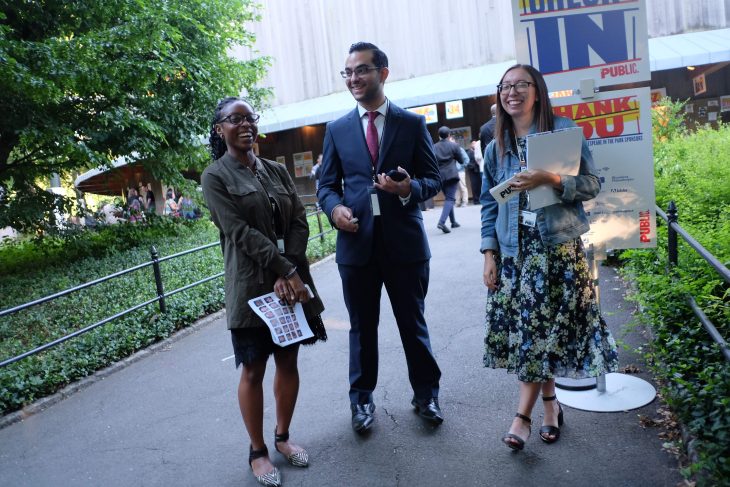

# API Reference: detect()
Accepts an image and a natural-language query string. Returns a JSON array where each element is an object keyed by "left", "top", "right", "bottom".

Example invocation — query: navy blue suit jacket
[{"left": 318, "top": 103, "right": 441, "bottom": 266}]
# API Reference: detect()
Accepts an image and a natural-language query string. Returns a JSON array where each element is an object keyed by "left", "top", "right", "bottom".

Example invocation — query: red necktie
[{"left": 366, "top": 111, "right": 379, "bottom": 166}]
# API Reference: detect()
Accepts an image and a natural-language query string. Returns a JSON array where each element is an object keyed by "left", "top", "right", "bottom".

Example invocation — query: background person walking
[{"left": 433, "top": 126, "right": 466, "bottom": 233}]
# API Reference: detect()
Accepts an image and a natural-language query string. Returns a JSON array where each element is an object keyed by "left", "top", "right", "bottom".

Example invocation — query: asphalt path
[{"left": 0, "top": 203, "right": 682, "bottom": 486}]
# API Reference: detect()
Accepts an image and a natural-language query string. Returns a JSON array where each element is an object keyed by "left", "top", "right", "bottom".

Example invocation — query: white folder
[{"left": 526, "top": 127, "right": 583, "bottom": 209}]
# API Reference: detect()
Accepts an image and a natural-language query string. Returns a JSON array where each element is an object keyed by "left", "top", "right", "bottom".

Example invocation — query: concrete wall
[
  {"left": 234, "top": 0, "right": 729, "bottom": 107},
  {"left": 647, "top": 0, "right": 729, "bottom": 36}
]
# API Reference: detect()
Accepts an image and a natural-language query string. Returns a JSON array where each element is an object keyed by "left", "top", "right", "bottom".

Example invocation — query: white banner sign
[
  {"left": 551, "top": 87, "right": 656, "bottom": 249},
  {"left": 513, "top": 0, "right": 650, "bottom": 92}
]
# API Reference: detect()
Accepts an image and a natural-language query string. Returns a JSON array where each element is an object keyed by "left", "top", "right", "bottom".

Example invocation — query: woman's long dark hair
[
  {"left": 495, "top": 64, "right": 554, "bottom": 160},
  {"left": 208, "top": 96, "right": 252, "bottom": 161}
]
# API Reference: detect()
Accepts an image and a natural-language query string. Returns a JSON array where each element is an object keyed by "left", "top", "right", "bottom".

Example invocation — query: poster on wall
[
  {"left": 448, "top": 126, "right": 472, "bottom": 149},
  {"left": 445, "top": 100, "right": 463, "bottom": 119},
  {"left": 512, "top": 0, "right": 650, "bottom": 92},
  {"left": 292, "top": 151, "right": 313, "bottom": 178},
  {"left": 407, "top": 104, "right": 438, "bottom": 124},
  {"left": 693, "top": 73, "right": 707, "bottom": 96},
  {"left": 551, "top": 87, "right": 656, "bottom": 249},
  {"left": 721, "top": 95, "right": 730, "bottom": 113}
]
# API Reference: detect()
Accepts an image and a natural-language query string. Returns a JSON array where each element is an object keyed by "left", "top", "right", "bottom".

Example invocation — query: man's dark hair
[
  {"left": 349, "top": 42, "right": 388, "bottom": 68},
  {"left": 438, "top": 126, "right": 451, "bottom": 139}
]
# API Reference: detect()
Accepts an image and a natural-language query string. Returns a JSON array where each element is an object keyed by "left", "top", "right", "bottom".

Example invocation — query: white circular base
[
  {"left": 555, "top": 377, "right": 597, "bottom": 391},
  {"left": 555, "top": 373, "right": 656, "bottom": 412}
]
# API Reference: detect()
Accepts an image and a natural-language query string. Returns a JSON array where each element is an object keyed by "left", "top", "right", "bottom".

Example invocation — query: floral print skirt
[{"left": 483, "top": 223, "right": 619, "bottom": 383}]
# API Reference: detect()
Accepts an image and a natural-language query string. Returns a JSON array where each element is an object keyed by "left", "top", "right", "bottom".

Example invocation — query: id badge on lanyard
[
  {"left": 369, "top": 186, "right": 381, "bottom": 216},
  {"left": 519, "top": 210, "right": 536, "bottom": 227}
]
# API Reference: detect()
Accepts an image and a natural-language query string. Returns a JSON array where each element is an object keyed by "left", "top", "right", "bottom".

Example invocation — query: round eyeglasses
[{"left": 219, "top": 113, "right": 260, "bottom": 125}]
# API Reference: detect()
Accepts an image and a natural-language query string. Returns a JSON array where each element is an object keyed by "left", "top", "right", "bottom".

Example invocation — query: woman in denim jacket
[{"left": 479, "top": 65, "right": 618, "bottom": 451}]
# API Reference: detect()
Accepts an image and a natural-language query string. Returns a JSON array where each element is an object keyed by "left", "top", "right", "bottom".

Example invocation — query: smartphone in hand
[{"left": 386, "top": 169, "right": 407, "bottom": 182}]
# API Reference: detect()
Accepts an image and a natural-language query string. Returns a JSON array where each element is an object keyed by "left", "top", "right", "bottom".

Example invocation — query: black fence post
[
  {"left": 316, "top": 210, "right": 325, "bottom": 257},
  {"left": 667, "top": 201, "right": 678, "bottom": 267},
  {"left": 150, "top": 245, "right": 167, "bottom": 312}
]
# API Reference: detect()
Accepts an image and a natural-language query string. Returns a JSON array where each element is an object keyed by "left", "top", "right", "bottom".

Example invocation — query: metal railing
[
  {"left": 657, "top": 201, "right": 730, "bottom": 362},
  {"left": 0, "top": 206, "right": 334, "bottom": 368}
]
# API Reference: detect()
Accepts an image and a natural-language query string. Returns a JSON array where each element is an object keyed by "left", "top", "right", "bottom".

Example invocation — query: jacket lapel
[
  {"left": 377, "top": 103, "right": 401, "bottom": 172},
  {"left": 347, "top": 108, "right": 372, "bottom": 167}
]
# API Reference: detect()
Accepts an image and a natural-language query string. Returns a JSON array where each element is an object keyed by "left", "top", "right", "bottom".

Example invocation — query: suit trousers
[
  {"left": 338, "top": 222, "right": 441, "bottom": 404},
  {"left": 438, "top": 179, "right": 459, "bottom": 226},
  {"left": 467, "top": 169, "right": 482, "bottom": 204}
]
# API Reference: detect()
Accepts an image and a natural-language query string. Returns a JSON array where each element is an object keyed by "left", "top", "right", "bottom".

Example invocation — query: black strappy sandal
[
  {"left": 502, "top": 412, "right": 531, "bottom": 450},
  {"left": 539, "top": 395, "right": 564, "bottom": 444},
  {"left": 274, "top": 427, "right": 309, "bottom": 467},
  {"left": 249, "top": 445, "right": 281, "bottom": 487}
]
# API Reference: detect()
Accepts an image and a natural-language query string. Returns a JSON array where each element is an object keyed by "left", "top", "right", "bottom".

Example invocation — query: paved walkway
[{"left": 0, "top": 204, "right": 682, "bottom": 487}]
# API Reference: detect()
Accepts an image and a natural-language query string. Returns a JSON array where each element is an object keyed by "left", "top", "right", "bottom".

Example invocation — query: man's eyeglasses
[
  {"left": 219, "top": 113, "right": 260, "bottom": 125},
  {"left": 497, "top": 81, "right": 534, "bottom": 94},
  {"left": 340, "top": 66, "right": 381, "bottom": 79}
]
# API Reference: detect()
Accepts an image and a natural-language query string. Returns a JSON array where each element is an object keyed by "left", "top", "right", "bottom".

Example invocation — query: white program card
[{"left": 248, "top": 286, "right": 315, "bottom": 346}]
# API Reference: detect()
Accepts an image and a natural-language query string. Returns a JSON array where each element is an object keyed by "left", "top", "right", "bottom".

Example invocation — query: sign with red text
[
  {"left": 551, "top": 87, "right": 656, "bottom": 249},
  {"left": 513, "top": 0, "right": 650, "bottom": 91},
  {"left": 650, "top": 87, "right": 666, "bottom": 106}
]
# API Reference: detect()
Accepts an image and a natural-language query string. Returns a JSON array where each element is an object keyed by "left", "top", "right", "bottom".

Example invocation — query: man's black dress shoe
[
  {"left": 351, "top": 402, "right": 375, "bottom": 433},
  {"left": 411, "top": 397, "right": 444, "bottom": 425},
  {"left": 437, "top": 223, "right": 451, "bottom": 233}
]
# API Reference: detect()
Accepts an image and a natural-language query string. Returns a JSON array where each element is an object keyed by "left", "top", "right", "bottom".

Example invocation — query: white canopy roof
[
  {"left": 258, "top": 28, "right": 730, "bottom": 134},
  {"left": 649, "top": 28, "right": 730, "bottom": 71}
]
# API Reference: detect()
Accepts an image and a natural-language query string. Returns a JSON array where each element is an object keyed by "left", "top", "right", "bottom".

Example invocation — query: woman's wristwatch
[{"left": 284, "top": 266, "right": 298, "bottom": 280}]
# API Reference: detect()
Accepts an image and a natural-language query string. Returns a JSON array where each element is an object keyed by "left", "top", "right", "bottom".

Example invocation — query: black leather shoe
[
  {"left": 451, "top": 221, "right": 461, "bottom": 228},
  {"left": 351, "top": 402, "right": 375, "bottom": 433},
  {"left": 437, "top": 223, "right": 451, "bottom": 233},
  {"left": 411, "top": 397, "right": 444, "bottom": 425}
]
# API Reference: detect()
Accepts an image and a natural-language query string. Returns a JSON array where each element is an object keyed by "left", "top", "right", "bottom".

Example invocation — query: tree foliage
[{"left": 0, "top": 0, "right": 270, "bottom": 233}]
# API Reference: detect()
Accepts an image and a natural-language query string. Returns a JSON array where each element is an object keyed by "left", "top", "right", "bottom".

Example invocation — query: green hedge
[
  {"left": 0, "top": 212, "right": 335, "bottom": 415},
  {"left": 619, "top": 100, "right": 729, "bottom": 485}
]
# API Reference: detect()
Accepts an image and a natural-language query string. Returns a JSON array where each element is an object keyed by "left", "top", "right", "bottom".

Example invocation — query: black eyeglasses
[
  {"left": 497, "top": 81, "right": 534, "bottom": 94},
  {"left": 219, "top": 113, "right": 260, "bottom": 125},
  {"left": 340, "top": 66, "right": 381, "bottom": 79}
]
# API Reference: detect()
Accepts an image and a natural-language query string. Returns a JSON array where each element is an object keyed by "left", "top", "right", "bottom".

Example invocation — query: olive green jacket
[{"left": 202, "top": 154, "right": 324, "bottom": 329}]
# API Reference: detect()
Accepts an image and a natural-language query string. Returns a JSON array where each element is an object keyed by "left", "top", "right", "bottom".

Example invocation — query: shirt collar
[
  {"left": 222, "top": 152, "right": 262, "bottom": 172},
  {"left": 357, "top": 98, "right": 388, "bottom": 119}
]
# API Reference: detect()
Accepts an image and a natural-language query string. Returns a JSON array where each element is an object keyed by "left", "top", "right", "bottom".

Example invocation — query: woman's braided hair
[{"left": 208, "top": 96, "right": 253, "bottom": 161}]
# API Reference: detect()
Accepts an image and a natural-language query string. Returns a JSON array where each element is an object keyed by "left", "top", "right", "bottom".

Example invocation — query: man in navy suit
[{"left": 317, "top": 42, "right": 444, "bottom": 433}]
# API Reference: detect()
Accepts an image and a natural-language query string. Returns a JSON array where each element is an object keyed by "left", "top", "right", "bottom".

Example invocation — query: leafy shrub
[
  {"left": 619, "top": 100, "right": 729, "bottom": 485},
  {"left": 0, "top": 211, "right": 335, "bottom": 415}
]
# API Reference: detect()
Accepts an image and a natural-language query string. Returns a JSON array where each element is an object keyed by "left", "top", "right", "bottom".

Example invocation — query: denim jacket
[{"left": 479, "top": 116, "right": 599, "bottom": 257}]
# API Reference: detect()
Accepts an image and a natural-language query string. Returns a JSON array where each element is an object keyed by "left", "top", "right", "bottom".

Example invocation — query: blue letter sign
[{"left": 513, "top": 0, "right": 649, "bottom": 91}]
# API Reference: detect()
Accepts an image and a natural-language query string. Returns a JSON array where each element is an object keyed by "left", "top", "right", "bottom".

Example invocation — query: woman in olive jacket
[{"left": 202, "top": 97, "right": 325, "bottom": 487}]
